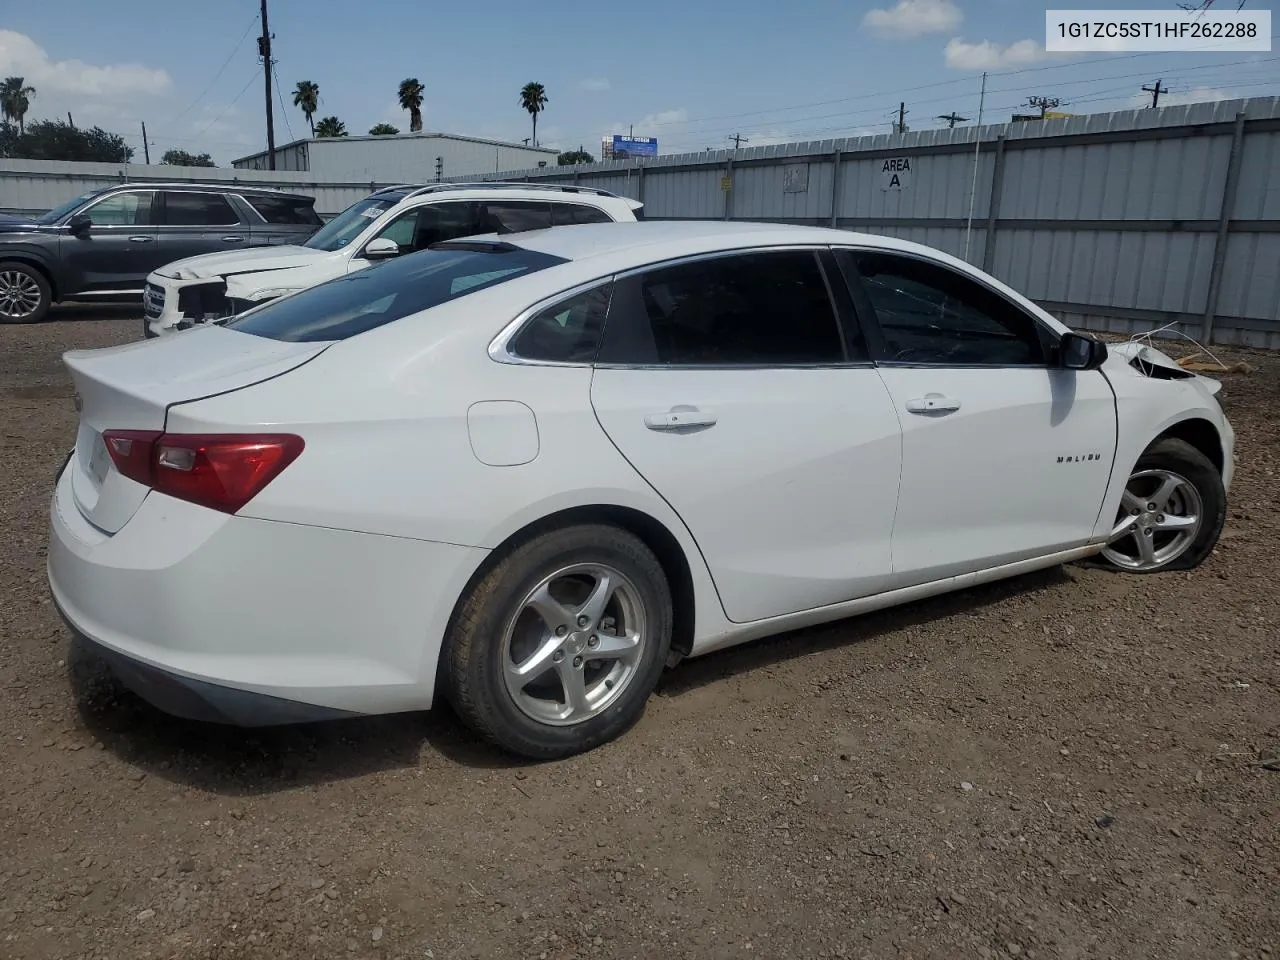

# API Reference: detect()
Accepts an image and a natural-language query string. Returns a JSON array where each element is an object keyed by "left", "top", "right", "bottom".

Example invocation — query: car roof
[
  {"left": 102, "top": 182, "right": 315, "bottom": 202},
  {"left": 444, "top": 220, "right": 921, "bottom": 264}
]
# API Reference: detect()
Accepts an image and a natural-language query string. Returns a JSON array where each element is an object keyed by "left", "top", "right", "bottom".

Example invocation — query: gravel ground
[{"left": 1, "top": 311, "right": 1277, "bottom": 960}]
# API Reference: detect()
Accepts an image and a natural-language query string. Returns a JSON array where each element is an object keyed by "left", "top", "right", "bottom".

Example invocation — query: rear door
[
  {"left": 155, "top": 190, "right": 250, "bottom": 264},
  {"left": 836, "top": 248, "right": 1117, "bottom": 586},
  {"left": 589, "top": 248, "right": 903, "bottom": 624},
  {"left": 59, "top": 189, "right": 159, "bottom": 293}
]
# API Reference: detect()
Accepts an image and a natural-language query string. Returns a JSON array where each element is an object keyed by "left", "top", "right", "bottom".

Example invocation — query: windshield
[
  {"left": 303, "top": 196, "right": 398, "bottom": 251},
  {"left": 227, "top": 245, "right": 567, "bottom": 342},
  {"left": 36, "top": 191, "right": 101, "bottom": 225}
]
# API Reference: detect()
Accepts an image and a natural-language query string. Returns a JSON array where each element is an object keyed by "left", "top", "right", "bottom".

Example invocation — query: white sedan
[{"left": 48, "top": 221, "right": 1234, "bottom": 759}]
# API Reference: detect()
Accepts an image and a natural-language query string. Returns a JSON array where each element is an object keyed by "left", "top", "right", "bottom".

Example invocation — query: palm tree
[
  {"left": 519, "top": 82, "right": 548, "bottom": 147},
  {"left": 368, "top": 122, "right": 400, "bottom": 135},
  {"left": 314, "top": 116, "right": 347, "bottom": 138},
  {"left": 398, "top": 78, "right": 424, "bottom": 133},
  {"left": 292, "top": 80, "right": 320, "bottom": 137},
  {"left": 0, "top": 77, "right": 35, "bottom": 134}
]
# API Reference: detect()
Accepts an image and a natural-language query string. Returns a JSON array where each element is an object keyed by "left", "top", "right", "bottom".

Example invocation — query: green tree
[
  {"left": 292, "top": 80, "right": 320, "bottom": 136},
  {"left": 368, "top": 122, "right": 400, "bottom": 136},
  {"left": 160, "top": 149, "right": 215, "bottom": 167},
  {"left": 397, "top": 78, "right": 424, "bottom": 133},
  {"left": 557, "top": 149, "right": 593, "bottom": 165},
  {"left": 519, "top": 81, "right": 548, "bottom": 147},
  {"left": 0, "top": 77, "right": 36, "bottom": 134},
  {"left": 314, "top": 116, "right": 347, "bottom": 138},
  {"left": 0, "top": 119, "right": 132, "bottom": 162}
]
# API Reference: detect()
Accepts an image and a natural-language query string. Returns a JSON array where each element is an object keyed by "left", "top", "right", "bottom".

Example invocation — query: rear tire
[
  {"left": 0, "top": 261, "right": 52, "bottom": 324},
  {"left": 1099, "top": 437, "right": 1225, "bottom": 574},
  {"left": 444, "top": 524, "right": 672, "bottom": 760}
]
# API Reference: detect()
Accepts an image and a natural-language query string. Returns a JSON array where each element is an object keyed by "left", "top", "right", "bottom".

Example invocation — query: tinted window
[
  {"left": 477, "top": 201, "right": 552, "bottom": 233},
  {"left": 245, "top": 195, "right": 322, "bottom": 225},
  {"left": 551, "top": 203, "right": 614, "bottom": 226},
  {"left": 227, "top": 246, "right": 566, "bottom": 342},
  {"left": 371, "top": 202, "right": 477, "bottom": 254},
  {"left": 850, "top": 252, "right": 1046, "bottom": 365},
  {"left": 82, "top": 191, "right": 154, "bottom": 226},
  {"left": 599, "top": 250, "right": 844, "bottom": 366},
  {"left": 161, "top": 192, "right": 240, "bottom": 226},
  {"left": 509, "top": 284, "right": 612, "bottom": 363}
]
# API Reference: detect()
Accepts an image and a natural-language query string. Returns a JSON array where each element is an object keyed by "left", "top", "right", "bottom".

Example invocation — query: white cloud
[
  {"left": 944, "top": 37, "right": 1050, "bottom": 70},
  {"left": 579, "top": 77, "right": 611, "bottom": 93},
  {"left": 863, "top": 0, "right": 963, "bottom": 38},
  {"left": 0, "top": 30, "right": 171, "bottom": 100}
]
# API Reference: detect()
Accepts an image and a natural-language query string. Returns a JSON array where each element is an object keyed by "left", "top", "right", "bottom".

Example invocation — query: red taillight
[{"left": 101, "top": 431, "right": 304, "bottom": 514}]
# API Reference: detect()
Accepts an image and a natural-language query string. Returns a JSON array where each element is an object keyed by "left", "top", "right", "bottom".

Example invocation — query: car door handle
[
  {"left": 221, "top": 236, "right": 245, "bottom": 243},
  {"left": 644, "top": 407, "right": 717, "bottom": 431},
  {"left": 905, "top": 394, "right": 961, "bottom": 414},
  {"left": 128, "top": 236, "right": 154, "bottom": 243}
]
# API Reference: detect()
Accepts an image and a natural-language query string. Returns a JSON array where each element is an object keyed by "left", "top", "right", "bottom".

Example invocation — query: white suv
[{"left": 142, "top": 182, "right": 643, "bottom": 336}]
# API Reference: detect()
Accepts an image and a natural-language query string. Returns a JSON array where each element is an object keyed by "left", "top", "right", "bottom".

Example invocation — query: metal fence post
[
  {"left": 981, "top": 135, "right": 1007, "bottom": 274},
  {"left": 830, "top": 149, "right": 842, "bottom": 228},
  {"left": 1202, "top": 111, "right": 1247, "bottom": 344},
  {"left": 723, "top": 156, "right": 734, "bottom": 221},
  {"left": 637, "top": 164, "right": 645, "bottom": 207}
]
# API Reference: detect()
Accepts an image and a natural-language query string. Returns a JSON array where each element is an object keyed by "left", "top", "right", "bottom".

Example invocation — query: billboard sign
[{"left": 612, "top": 135, "right": 658, "bottom": 158}]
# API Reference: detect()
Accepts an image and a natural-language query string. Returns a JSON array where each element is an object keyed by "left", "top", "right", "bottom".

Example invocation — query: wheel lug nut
[
  {"left": 1147, "top": 503, "right": 1157, "bottom": 511},
  {"left": 555, "top": 625, "right": 568, "bottom": 637},
  {"left": 588, "top": 635, "right": 599, "bottom": 648},
  {"left": 577, "top": 615, "right": 589, "bottom": 628},
  {"left": 573, "top": 656, "right": 583, "bottom": 668},
  {"left": 1157, "top": 515, "right": 1165, "bottom": 523},
  {"left": 553, "top": 650, "right": 564, "bottom": 663}
]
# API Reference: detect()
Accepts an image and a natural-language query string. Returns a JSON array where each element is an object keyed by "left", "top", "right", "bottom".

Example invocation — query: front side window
[
  {"left": 81, "top": 191, "right": 154, "bottom": 226},
  {"left": 161, "top": 192, "right": 240, "bottom": 226},
  {"left": 508, "top": 284, "right": 612, "bottom": 363},
  {"left": 227, "top": 246, "right": 566, "bottom": 342},
  {"left": 598, "top": 250, "right": 845, "bottom": 366},
  {"left": 848, "top": 251, "right": 1047, "bottom": 366},
  {"left": 371, "top": 202, "right": 478, "bottom": 255},
  {"left": 303, "top": 196, "right": 400, "bottom": 251}
]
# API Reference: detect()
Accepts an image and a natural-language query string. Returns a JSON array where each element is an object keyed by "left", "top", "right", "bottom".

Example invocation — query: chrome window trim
[
  {"left": 488, "top": 244, "right": 867, "bottom": 370},
  {"left": 154, "top": 189, "right": 245, "bottom": 228}
]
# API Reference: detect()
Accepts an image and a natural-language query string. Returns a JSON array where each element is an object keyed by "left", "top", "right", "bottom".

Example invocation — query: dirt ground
[{"left": 0, "top": 309, "right": 1276, "bottom": 960}]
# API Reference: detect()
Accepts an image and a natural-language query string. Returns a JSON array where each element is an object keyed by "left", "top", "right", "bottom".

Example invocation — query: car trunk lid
[{"left": 64, "top": 327, "right": 330, "bottom": 533}]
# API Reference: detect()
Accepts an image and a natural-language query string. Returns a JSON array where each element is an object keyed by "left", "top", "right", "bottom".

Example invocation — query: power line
[
  {"left": 1143, "top": 78, "right": 1170, "bottom": 107},
  {"left": 273, "top": 63, "right": 295, "bottom": 141},
  {"left": 188, "top": 70, "right": 260, "bottom": 141},
  {"left": 165, "top": 14, "right": 258, "bottom": 125}
]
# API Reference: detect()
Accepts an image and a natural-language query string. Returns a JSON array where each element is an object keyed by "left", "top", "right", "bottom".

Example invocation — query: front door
[
  {"left": 590, "top": 248, "right": 903, "bottom": 624},
  {"left": 837, "top": 248, "right": 1117, "bottom": 587},
  {"left": 59, "top": 190, "right": 159, "bottom": 294}
]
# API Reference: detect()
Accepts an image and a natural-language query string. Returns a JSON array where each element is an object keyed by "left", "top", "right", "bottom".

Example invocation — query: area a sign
[{"left": 881, "top": 156, "right": 911, "bottom": 190}]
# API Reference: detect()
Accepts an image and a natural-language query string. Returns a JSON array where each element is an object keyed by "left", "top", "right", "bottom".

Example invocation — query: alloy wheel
[
  {"left": 0, "top": 270, "right": 42, "bottom": 320},
  {"left": 1102, "top": 468, "right": 1203, "bottom": 571}
]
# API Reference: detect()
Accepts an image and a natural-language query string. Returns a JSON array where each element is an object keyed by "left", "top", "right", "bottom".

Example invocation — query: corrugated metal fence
[
  {"left": 455, "top": 97, "right": 1280, "bottom": 349},
  {"left": 0, "top": 159, "right": 380, "bottom": 220}
]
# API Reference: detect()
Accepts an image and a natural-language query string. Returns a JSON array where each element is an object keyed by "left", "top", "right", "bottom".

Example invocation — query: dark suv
[{"left": 0, "top": 183, "right": 321, "bottom": 324}]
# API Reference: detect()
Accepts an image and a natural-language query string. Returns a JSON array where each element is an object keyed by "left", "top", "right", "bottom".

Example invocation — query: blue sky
[{"left": 1, "top": 0, "right": 1276, "bottom": 164}]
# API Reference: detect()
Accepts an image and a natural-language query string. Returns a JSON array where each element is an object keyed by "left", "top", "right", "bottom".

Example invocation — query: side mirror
[
  {"left": 361, "top": 236, "right": 400, "bottom": 260},
  {"left": 1060, "top": 332, "right": 1108, "bottom": 371},
  {"left": 68, "top": 213, "right": 91, "bottom": 235}
]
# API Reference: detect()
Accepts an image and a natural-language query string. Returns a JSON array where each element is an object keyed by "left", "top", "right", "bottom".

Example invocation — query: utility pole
[
  {"left": 1026, "top": 95, "right": 1062, "bottom": 118},
  {"left": 258, "top": 0, "right": 276, "bottom": 170},
  {"left": 140, "top": 122, "right": 150, "bottom": 164},
  {"left": 895, "top": 101, "right": 909, "bottom": 134},
  {"left": 67, "top": 112, "right": 74, "bottom": 129},
  {"left": 1142, "top": 79, "right": 1169, "bottom": 108},
  {"left": 937, "top": 111, "right": 969, "bottom": 128},
  {"left": 729, "top": 133, "right": 749, "bottom": 149}
]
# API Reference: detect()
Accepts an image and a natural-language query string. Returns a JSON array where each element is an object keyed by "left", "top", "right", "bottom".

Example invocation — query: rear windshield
[
  {"left": 246, "top": 194, "right": 322, "bottom": 226},
  {"left": 226, "top": 246, "right": 567, "bottom": 342}
]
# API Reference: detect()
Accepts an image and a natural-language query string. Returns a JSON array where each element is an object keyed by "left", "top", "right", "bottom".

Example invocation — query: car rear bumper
[{"left": 48, "top": 460, "right": 489, "bottom": 724}]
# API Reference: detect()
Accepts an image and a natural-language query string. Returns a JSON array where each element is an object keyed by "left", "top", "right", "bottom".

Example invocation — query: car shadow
[
  {"left": 70, "top": 564, "right": 1075, "bottom": 793},
  {"left": 47, "top": 302, "right": 141, "bottom": 322}
]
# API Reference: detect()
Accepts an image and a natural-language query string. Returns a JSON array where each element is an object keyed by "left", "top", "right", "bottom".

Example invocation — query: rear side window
[
  {"left": 598, "top": 250, "right": 845, "bottom": 366},
  {"left": 227, "top": 246, "right": 566, "bottom": 342},
  {"left": 245, "top": 195, "right": 322, "bottom": 225},
  {"left": 161, "top": 192, "right": 240, "bottom": 226},
  {"left": 508, "top": 284, "right": 612, "bottom": 363},
  {"left": 477, "top": 201, "right": 552, "bottom": 233},
  {"left": 551, "top": 203, "right": 614, "bottom": 226}
]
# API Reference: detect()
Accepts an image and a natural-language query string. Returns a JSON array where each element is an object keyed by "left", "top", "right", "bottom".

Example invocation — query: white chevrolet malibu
[{"left": 49, "top": 221, "right": 1234, "bottom": 759}]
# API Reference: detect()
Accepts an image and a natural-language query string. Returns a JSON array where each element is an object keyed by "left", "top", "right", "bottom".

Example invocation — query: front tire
[
  {"left": 444, "top": 524, "right": 672, "bottom": 760},
  {"left": 0, "top": 261, "right": 51, "bottom": 324},
  {"left": 1100, "top": 437, "right": 1225, "bottom": 573}
]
